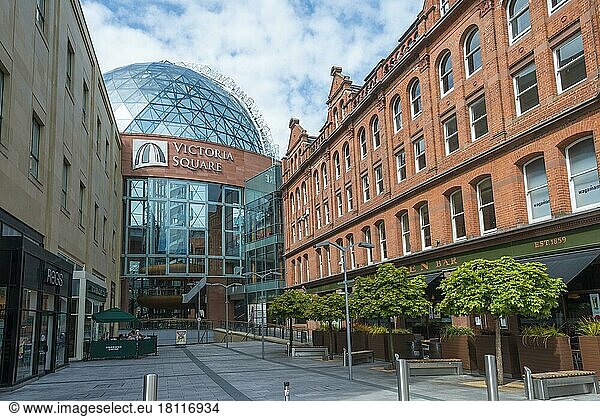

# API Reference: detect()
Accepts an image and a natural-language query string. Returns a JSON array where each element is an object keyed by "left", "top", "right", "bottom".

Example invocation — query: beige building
[{"left": 0, "top": 0, "right": 122, "bottom": 375}]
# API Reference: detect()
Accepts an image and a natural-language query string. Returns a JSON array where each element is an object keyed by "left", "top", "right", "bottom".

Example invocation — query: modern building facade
[
  {"left": 0, "top": 0, "right": 122, "bottom": 383},
  {"left": 282, "top": 0, "right": 600, "bottom": 334},
  {"left": 105, "top": 61, "right": 283, "bottom": 324}
]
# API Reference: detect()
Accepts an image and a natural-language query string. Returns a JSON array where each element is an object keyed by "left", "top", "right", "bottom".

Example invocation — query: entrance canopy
[
  {"left": 92, "top": 308, "right": 137, "bottom": 323},
  {"left": 519, "top": 248, "right": 600, "bottom": 285}
]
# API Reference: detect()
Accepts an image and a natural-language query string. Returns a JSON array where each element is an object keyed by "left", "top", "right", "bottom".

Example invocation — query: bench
[
  {"left": 528, "top": 370, "right": 598, "bottom": 400},
  {"left": 406, "top": 359, "right": 463, "bottom": 376},
  {"left": 291, "top": 346, "right": 329, "bottom": 360},
  {"left": 343, "top": 349, "right": 375, "bottom": 366}
]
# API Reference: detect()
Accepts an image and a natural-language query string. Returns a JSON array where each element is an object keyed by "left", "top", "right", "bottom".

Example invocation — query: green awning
[{"left": 92, "top": 308, "right": 137, "bottom": 323}]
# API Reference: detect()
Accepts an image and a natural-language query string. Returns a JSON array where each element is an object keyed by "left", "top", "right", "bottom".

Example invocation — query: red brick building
[{"left": 282, "top": 0, "right": 600, "bottom": 331}]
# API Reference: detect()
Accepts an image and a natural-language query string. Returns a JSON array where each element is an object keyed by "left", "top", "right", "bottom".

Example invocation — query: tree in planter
[
  {"left": 306, "top": 292, "right": 346, "bottom": 359},
  {"left": 268, "top": 289, "right": 313, "bottom": 355},
  {"left": 351, "top": 263, "right": 430, "bottom": 362},
  {"left": 437, "top": 256, "right": 566, "bottom": 385}
]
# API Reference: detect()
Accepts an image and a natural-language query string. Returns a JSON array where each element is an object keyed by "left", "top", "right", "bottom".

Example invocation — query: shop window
[
  {"left": 514, "top": 63, "right": 539, "bottom": 115},
  {"left": 554, "top": 32, "right": 586, "bottom": 93},
  {"left": 464, "top": 27, "right": 482, "bottom": 77},
  {"left": 450, "top": 190, "right": 466, "bottom": 241},
  {"left": 477, "top": 178, "right": 497, "bottom": 233},
  {"left": 566, "top": 137, "right": 600, "bottom": 211},
  {"left": 524, "top": 157, "right": 551, "bottom": 222}
]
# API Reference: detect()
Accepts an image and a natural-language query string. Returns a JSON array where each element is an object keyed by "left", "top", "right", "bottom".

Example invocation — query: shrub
[
  {"left": 392, "top": 328, "right": 412, "bottom": 334},
  {"left": 368, "top": 325, "right": 388, "bottom": 334},
  {"left": 521, "top": 325, "right": 566, "bottom": 348},
  {"left": 577, "top": 317, "right": 600, "bottom": 336},
  {"left": 352, "top": 323, "right": 372, "bottom": 333},
  {"left": 441, "top": 326, "right": 474, "bottom": 339}
]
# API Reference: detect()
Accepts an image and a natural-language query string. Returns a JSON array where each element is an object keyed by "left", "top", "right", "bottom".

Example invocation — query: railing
[{"left": 220, "top": 320, "right": 311, "bottom": 344}]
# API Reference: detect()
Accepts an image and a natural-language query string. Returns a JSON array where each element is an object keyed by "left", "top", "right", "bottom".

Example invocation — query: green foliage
[
  {"left": 351, "top": 263, "right": 431, "bottom": 321},
  {"left": 392, "top": 328, "right": 412, "bottom": 334},
  {"left": 441, "top": 326, "right": 474, "bottom": 338},
  {"left": 368, "top": 325, "right": 388, "bottom": 334},
  {"left": 306, "top": 292, "right": 346, "bottom": 323},
  {"left": 352, "top": 323, "right": 372, "bottom": 333},
  {"left": 267, "top": 289, "right": 313, "bottom": 320},
  {"left": 437, "top": 257, "right": 566, "bottom": 318},
  {"left": 577, "top": 318, "right": 600, "bottom": 336},
  {"left": 521, "top": 325, "right": 566, "bottom": 337}
]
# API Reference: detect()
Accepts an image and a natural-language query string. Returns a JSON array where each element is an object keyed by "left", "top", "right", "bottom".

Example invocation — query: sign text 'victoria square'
[{"left": 172, "top": 142, "right": 234, "bottom": 172}]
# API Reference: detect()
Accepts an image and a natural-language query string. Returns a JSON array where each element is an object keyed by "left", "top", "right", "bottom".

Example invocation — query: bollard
[
  {"left": 484, "top": 355, "right": 499, "bottom": 401},
  {"left": 283, "top": 381, "right": 290, "bottom": 401},
  {"left": 143, "top": 373, "right": 158, "bottom": 401},
  {"left": 342, "top": 348, "right": 347, "bottom": 367},
  {"left": 395, "top": 354, "right": 410, "bottom": 401},
  {"left": 523, "top": 366, "right": 535, "bottom": 400}
]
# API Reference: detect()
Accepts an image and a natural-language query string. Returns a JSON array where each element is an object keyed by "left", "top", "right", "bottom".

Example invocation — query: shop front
[{"left": 0, "top": 237, "right": 72, "bottom": 387}]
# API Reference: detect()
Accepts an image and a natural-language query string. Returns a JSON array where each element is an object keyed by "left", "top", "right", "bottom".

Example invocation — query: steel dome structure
[{"left": 103, "top": 61, "right": 274, "bottom": 156}]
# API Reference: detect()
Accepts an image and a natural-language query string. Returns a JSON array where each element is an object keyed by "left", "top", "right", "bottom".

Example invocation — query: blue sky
[{"left": 82, "top": 0, "right": 422, "bottom": 155}]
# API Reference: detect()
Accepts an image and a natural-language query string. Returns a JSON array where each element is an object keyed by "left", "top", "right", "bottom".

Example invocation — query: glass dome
[{"left": 104, "top": 61, "right": 270, "bottom": 155}]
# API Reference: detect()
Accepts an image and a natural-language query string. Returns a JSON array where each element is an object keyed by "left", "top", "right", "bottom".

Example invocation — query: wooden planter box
[
  {"left": 441, "top": 335, "right": 477, "bottom": 371},
  {"left": 391, "top": 333, "right": 417, "bottom": 359},
  {"left": 474, "top": 335, "right": 521, "bottom": 378},
  {"left": 352, "top": 331, "right": 368, "bottom": 352},
  {"left": 517, "top": 336, "right": 573, "bottom": 373},
  {"left": 367, "top": 333, "right": 389, "bottom": 361},
  {"left": 313, "top": 330, "right": 324, "bottom": 347},
  {"left": 579, "top": 336, "right": 600, "bottom": 377}
]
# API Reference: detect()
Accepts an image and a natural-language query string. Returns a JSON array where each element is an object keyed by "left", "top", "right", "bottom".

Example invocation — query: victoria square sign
[{"left": 132, "top": 139, "right": 234, "bottom": 173}]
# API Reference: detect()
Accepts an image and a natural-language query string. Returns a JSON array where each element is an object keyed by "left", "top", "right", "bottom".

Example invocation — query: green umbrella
[{"left": 92, "top": 307, "right": 137, "bottom": 323}]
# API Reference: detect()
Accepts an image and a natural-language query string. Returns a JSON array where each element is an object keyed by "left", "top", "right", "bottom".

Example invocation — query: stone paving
[{"left": 0, "top": 341, "right": 598, "bottom": 401}]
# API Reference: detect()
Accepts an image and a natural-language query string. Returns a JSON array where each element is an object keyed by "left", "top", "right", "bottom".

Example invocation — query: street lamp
[
  {"left": 314, "top": 240, "right": 374, "bottom": 381},
  {"left": 205, "top": 282, "right": 242, "bottom": 348}
]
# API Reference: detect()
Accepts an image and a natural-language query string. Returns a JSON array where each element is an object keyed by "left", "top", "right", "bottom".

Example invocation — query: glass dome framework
[{"left": 104, "top": 61, "right": 273, "bottom": 156}]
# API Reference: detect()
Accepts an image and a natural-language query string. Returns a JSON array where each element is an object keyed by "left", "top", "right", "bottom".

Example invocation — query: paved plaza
[{"left": 0, "top": 341, "right": 598, "bottom": 401}]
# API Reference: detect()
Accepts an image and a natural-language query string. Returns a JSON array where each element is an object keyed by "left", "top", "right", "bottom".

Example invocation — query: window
[
  {"left": 508, "top": 0, "right": 531, "bottom": 42},
  {"left": 66, "top": 41, "right": 74, "bottom": 90},
  {"left": 477, "top": 178, "right": 497, "bottom": 233},
  {"left": 104, "top": 139, "right": 110, "bottom": 172},
  {"left": 548, "top": 0, "right": 569, "bottom": 13},
  {"left": 443, "top": 115, "right": 459, "bottom": 155},
  {"left": 396, "top": 149, "right": 407, "bottom": 182},
  {"left": 321, "top": 164, "right": 328, "bottom": 188},
  {"left": 336, "top": 192, "right": 343, "bottom": 217},
  {"left": 318, "top": 249, "right": 323, "bottom": 278},
  {"left": 324, "top": 202, "right": 330, "bottom": 224},
  {"left": 333, "top": 152, "right": 341, "bottom": 179},
  {"left": 102, "top": 216, "right": 107, "bottom": 248},
  {"left": 61, "top": 159, "right": 70, "bottom": 209},
  {"left": 357, "top": 130, "right": 367, "bottom": 161},
  {"left": 363, "top": 228, "right": 373, "bottom": 264},
  {"left": 316, "top": 206, "right": 322, "bottom": 229},
  {"left": 292, "top": 224, "right": 296, "bottom": 243},
  {"left": 96, "top": 118, "right": 101, "bottom": 155},
  {"left": 362, "top": 174, "right": 370, "bottom": 202},
  {"left": 554, "top": 32, "right": 586, "bottom": 93},
  {"left": 0, "top": 72, "right": 4, "bottom": 135},
  {"left": 304, "top": 255, "right": 310, "bottom": 281},
  {"left": 514, "top": 64, "right": 539, "bottom": 115},
  {"left": 410, "top": 80, "right": 422, "bottom": 118},
  {"left": 296, "top": 189, "right": 300, "bottom": 210},
  {"left": 377, "top": 222, "right": 388, "bottom": 260},
  {"left": 414, "top": 137, "right": 426, "bottom": 172},
  {"left": 93, "top": 203, "right": 99, "bottom": 242},
  {"left": 400, "top": 212, "right": 411, "bottom": 255},
  {"left": 290, "top": 193, "right": 295, "bottom": 213},
  {"left": 469, "top": 96, "right": 488, "bottom": 140},
  {"left": 304, "top": 215, "right": 309, "bottom": 236},
  {"left": 30, "top": 118, "right": 41, "bottom": 179},
  {"left": 343, "top": 142, "right": 351, "bottom": 171},
  {"left": 419, "top": 204, "right": 432, "bottom": 249},
  {"left": 450, "top": 190, "right": 466, "bottom": 241},
  {"left": 302, "top": 182, "right": 307, "bottom": 205},
  {"left": 82, "top": 81, "right": 89, "bottom": 125},
  {"left": 392, "top": 98, "right": 403, "bottom": 132},
  {"left": 333, "top": 108, "right": 339, "bottom": 129},
  {"left": 298, "top": 257, "right": 303, "bottom": 283},
  {"left": 566, "top": 137, "right": 600, "bottom": 211},
  {"left": 371, "top": 116, "right": 381, "bottom": 149},
  {"left": 298, "top": 222, "right": 302, "bottom": 240},
  {"left": 78, "top": 182, "right": 85, "bottom": 227},
  {"left": 524, "top": 158, "right": 551, "bottom": 222},
  {"left": 375, "top": 165, "right": 384, "bottom": 195},
  {"left": 440, "top": 0, "right": 450, "bottom": 15},
  {"left": 346, "top": 186, "right": 353, "bottom": 211},
  {"left": 325, "top": 247, "right": 331, "bottom": 276},
  {"left": 464, "top": 28, "right": 482, "bottom": 77},
  {"left": 335, "top": 239, "right": 344, "bottom": 273},
  {"left": 439, "top": 52, "right": 454, "bottom": 95},
  {"left": 314, "top": 171, "right": 320, "bottom": 195},
  {"left": 346, "top": 234, "right": 356, "bottom": 269},
  {"left": 36, "top": 0, "right": 45, "bottom": 31}
]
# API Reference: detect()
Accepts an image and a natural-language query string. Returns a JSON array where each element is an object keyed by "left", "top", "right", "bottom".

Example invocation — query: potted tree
[
  {"left": 351, "top": 263, "right": 430, "bottom": 363},
  {"left": 268, "top": 289, "right": 313, "bottom": 355},
  {"left": 578, "top": 318, "right": 600, "bottom": 376},
  {"left": 306, "top": 292, "right": 345, "bottom": 359},
  {"left": 440, "top": 326, "right": 477, "bottom": 372},
  {"left": 437, "top": 256, "right": 565, "bottom": 384}
]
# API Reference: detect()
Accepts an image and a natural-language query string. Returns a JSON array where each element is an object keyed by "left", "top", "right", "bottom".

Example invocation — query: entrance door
[{"left": 38, "top": 313, "right": 54, "bottom": 374}]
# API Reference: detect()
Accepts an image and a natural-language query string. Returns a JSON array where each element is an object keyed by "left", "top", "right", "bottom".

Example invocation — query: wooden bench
[
  {"left": 528, "top": 370, "right": 598, "bottom": 400},
  {"left": 343, "top": 349, "right": 375, "bottom": 366},
  {"left": 406, "top": 359, "right": 463, "bottom": 376},
  {"left": 291, "top": 346, "right": 329, "bottom": 360}
]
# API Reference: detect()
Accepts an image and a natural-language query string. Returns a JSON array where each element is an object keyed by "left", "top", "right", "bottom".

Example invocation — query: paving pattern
[{"left": 1, "top": 341, "right": 598, "bottom": 401}]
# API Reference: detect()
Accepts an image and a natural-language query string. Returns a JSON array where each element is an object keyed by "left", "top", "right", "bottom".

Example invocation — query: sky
[{"left": 82, "top": 0, "right": 422, "bottom": 156}]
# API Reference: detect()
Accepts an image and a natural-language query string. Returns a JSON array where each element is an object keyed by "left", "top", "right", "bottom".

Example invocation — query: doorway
[{"left": 38, "top": 313, "right": 54, "bottom": 374}]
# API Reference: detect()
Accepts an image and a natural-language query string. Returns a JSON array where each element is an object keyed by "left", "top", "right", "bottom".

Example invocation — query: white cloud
[{"left": 82, "top": 0, "right": 421, "bottom": 156}]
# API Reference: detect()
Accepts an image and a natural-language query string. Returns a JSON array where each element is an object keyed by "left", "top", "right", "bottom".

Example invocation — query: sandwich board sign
[{"left": 176, "top": 330, "right": 187, "bottom": 345}]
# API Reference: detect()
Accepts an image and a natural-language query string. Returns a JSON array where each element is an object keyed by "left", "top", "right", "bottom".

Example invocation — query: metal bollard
[
  {"left": 283, "top": 381, "right": 290, "bottom": 401},
  {"left": 523, "top": 366, "right": 535, "bottom": 400},
  {"left": 395, "top": 354, "right": 410, "bottom": 401},
  {"left": 484, "top": 355, "right": 499, "bottom": 401},
  {"left": 143, "top": 373, "right": 158, "bottom": 401},
  {"left": 342, "top": 348, "right": 347, "bottom": 366}
]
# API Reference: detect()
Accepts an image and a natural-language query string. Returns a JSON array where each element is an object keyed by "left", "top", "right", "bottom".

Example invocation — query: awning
[
  {"left": 518, "top": 248, "right": 600, "bottom": 285},
  {"left": 417, "top": 271, "right": 445, "bottom": 285},
  {"left": 92, "top": 308, "right": 137, "bottom": 323}
]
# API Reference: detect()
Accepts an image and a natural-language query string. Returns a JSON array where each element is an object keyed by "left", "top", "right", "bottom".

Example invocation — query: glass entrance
[{"left": 38, "top": 313, "right": 53, "bottom": 373}]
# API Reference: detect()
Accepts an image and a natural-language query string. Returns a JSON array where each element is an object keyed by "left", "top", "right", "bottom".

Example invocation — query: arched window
[
  {"left": 523, "top": 157, "right": 551, "bottom": 222},
  {"left": 295, "top": 188, "right": 300, "bottom": 210},
  {"left": 290, "top": 193, "right": 295, "bottom": 213},
  {"left": 343, "top": 142, "right": 351, "bottom": 171},
  {"left": 392, "top": 97, "right": 402, "bottom": 132},
  {"left": 359, "top": 128, "right": 367, "bottom": 159},
  {"left": 477, "top": 177, "right": 497, "bottom": 233},
  {"left": 302, "top": 181, "right": 307, "bottom": 204},
  {"left": 410, "top": 79, "right": 422, "bottom": 118},
  {"left": 566, "top": 137, "right": 600, "bottom": 211},
  {"left": 321, "top": 163, "right": 328, "bottom": 189},
  {"left": 449, "top": 189, "right": 466, "bottom": 241},
  {"left": 439, "top": 51, "right": 454, "bottom": 95},
  {"left": 377, "top": 221, "right": 388, "bottom": 261},
  {"left": 333, "top": 151, "right": 341, "bottom": 179},
  {"left": 464, "top": 27, "right": 482, "bottom": 77},
  {"left": 371, "top": 116, "right": 381, "bottom": 149},
  {"left": 363, "top": 227, "right": 373, "bottom": 265},
  {"left": 346, "top": 234, "right": 356, "bottom": 269},
  {"left": 333, "top": 108, "right": 339, "bottom": 129},
  {"left": 419, "top": 203, "right": 432, "bottom": 249},
  {"left": 398, "top": 211, "right": 411, "bottom": 255},
  {"left": 507, "top": 0, "right": 531, "bottom": 43},
  {"left": 340, "top": 100, "right": 345, "bottom": 118},
  {"left": 313, "top": 171, "right": 320, "bottom": 194}
]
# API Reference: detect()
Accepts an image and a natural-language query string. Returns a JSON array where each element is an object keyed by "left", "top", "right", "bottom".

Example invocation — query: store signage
[
  {"left": 133, "top": 139, "right": 168, "bottom": 169},
  {"left": 87, "top": 282, "right": 108, "bottom": 299},
  {"left": 45, "top": 268, "right": 64, "bottom": 287},
  {"left": 533, "top": 236, "right": 567, "bottom": 249}
]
